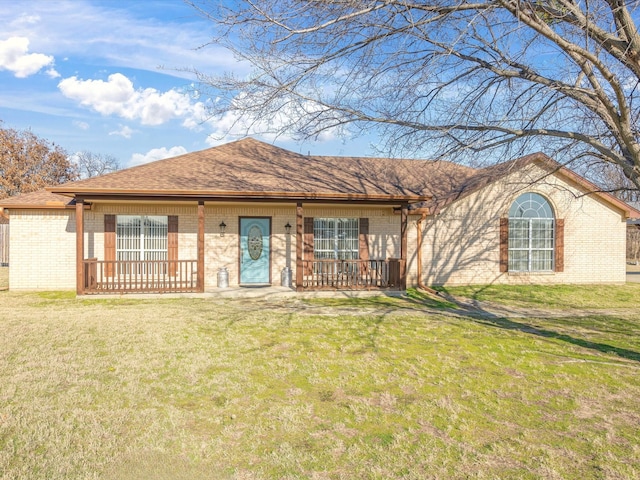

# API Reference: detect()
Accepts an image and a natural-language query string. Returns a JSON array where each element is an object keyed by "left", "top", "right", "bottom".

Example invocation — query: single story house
[{"left": 0, "top": 138, "right": 638, "bottom": 294}]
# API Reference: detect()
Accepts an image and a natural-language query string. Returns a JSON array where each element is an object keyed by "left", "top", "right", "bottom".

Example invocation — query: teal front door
[{"left": 239, "top": 217, "right": 271, "bottom": 285}]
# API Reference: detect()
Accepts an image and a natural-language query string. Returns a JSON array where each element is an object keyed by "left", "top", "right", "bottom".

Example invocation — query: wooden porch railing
[
  {"left": 83, "top": 259, "right": 198, "bottom": 294},
  {"left": 302, "top": 258, "right": 404, "bottom": 290}
]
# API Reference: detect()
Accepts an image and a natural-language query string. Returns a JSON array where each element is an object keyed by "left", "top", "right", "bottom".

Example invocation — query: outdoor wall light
[
  {"left": 219, "top": 221, "right": 227, "bottom": 236},
  {"left": 284, "top": 222, "right": 292, "bottom": 235}
]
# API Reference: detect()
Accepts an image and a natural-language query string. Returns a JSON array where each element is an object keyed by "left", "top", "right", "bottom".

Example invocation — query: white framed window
[
  {"left": 314, "top": 218, "right": 359, "bottom": 260},
  {"left": 116, "top": 215, "right": 168, "bottom": 261},
  {"left": 508, "top": 193, "right": 555, "bottom": 272}
]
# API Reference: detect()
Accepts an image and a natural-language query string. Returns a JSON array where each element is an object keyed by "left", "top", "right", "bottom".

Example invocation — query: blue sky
[{"left": 0, "top": 0, "right": 370, "bottom": 167}]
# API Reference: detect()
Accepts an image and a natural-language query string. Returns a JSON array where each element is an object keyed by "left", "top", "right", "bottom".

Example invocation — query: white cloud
[
  {"left": 10, "top": 14, "right": 41, "bottom": 27},
  {"left": 129, "top": 146, "right": 187, "bottom": 167},
  {"left": 46, "top": 67, "right": 60, "bottom": 78},
  {"left": 73, "top": 120, "right": 89, "bottom": 130},
  {"left": 109, "top": 125, "right": 134, "bottom": 139},
  {"left": 0, "top": 36, "right": 55, "bottom": 78},
  {"left": 58, "top": 73, "right": 206, "bottom": 127},
  {"left": 0, "top": 2, "right": 244, "bottom": 81}
]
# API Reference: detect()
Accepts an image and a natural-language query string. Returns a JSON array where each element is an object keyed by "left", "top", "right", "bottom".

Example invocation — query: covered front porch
[
  {"left": 75, "top": 199, "right": 409, "bottom": 295},
  {"left": 81, "top": 258, "right": 406, "bottom": 294}
]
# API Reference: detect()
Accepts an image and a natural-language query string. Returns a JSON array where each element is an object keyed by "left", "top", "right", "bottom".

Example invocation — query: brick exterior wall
[
  {"left": 8, "top": 210, "right": 76, "bottom": 290},
  {"left": 8, "top": 204, "right": 400, "bottom": 290},
  {"left": 419, "top": 164, "right": 628, "bottom": 285},
  {"left": 6, "top": 166, "right": 629, "bottom": 290},
  {"left": 185, "top": 204, "right": 398, "bottom": 289}
]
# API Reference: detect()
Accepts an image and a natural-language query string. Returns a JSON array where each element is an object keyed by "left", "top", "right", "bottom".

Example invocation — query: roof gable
[{"left": 422, "top": 153, "right": 640, "bottom": 219}]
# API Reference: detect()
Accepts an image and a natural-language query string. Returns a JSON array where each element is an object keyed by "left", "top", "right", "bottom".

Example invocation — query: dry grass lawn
[{"left": 1, "top": 288, "right": 639, "bottom": 479}]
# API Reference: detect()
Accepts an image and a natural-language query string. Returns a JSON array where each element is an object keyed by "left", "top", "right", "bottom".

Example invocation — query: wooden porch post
[
  {"left": 400, "top": 203, "right": 408, "bottom": 290},
  {"left": 75, "top": 198, "right": 84, "bottom": 295},
  {"left": 197, "top": 200, "right": 205, "bottom": 292},
  {"left": 296, "top": 202, "right": 303, "bottom": 292}
]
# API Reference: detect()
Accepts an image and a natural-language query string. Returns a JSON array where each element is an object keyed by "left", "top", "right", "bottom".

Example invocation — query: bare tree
[
  {"left": 73, "top": 151, "right": 120, "bottom": 179},
  {"left": 0, "top": 124, "right": 78, "bottom": 200},
  {"left": 595, "top": 163, "right": 640, "bottom": 202},
  {"left": 188, "top": 0, "right": 640, "bottom": 191}
]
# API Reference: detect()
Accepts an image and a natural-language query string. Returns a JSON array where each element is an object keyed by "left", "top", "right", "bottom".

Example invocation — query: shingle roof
[
  {"left": 0, "top": 190, "right": 74, "bottom": 209},
  {"left": 46, "top": 137, "right": 475, "bottom": 201},
  {"left": 416, "top": 152, "right": 555, "bottom": 213},
  {"left": 1, "top": 138, "right": 638, "bottom": 219}
]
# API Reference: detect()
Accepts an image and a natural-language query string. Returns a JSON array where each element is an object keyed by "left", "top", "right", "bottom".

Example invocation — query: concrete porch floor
[
  {"left": 207, "top": 286, "right": 405, "bottom": 299},
  {"left": 89, "top": 286, "right": 406, "bottom": 300}
]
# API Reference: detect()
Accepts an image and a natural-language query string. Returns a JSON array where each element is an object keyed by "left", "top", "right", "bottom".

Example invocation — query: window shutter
[
  {"left": 304, "top": 217, "right": 314, "bottom": 275},
  {"left": 499, "top": 217, "right": 508, "bottom": 273},
  {"left": 168, "top": 215, "right": 178, "bottom": 276},
  {"left": 104, "top": 214, "right": 115, "bottom": 277},
  {"left": 555, "top": 218, "right": 564, "bottom": 272}
]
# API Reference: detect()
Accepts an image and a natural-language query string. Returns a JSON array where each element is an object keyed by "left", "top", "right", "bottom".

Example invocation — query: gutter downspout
[{"left": 416, "top": 213, "right": 439, "bottom": 295}]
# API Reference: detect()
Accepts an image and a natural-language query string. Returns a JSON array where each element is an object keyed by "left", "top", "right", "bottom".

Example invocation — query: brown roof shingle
[
  {"left": 47, "top": 137, "right": 475, "bottom": 201},
  {"left": 0, "top": 190, "right": 75, "bottom": 209},
  {"left": 1, "top": 138, "right": 637, "bottom": 218}
]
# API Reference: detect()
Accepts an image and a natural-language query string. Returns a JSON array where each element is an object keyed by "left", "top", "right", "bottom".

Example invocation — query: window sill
[{"left": 508, "top": 271, "right": 555, "bottom": 276}]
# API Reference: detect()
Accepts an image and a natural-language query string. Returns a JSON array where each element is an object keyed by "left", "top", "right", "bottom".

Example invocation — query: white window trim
[
  {"left": 508, "top": 219, "right": 555, "bottom": 272},
  {"left": 508, "top": 193, "right": 556, "bottom": 272},
  {"left": 116, "top": 215, "right": 168, "bottom": 262},
  {"left": 313, "top": 218, "right": 359, "bottom": 260}
]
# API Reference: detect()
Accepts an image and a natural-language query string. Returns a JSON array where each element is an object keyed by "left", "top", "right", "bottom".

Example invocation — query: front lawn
[
  {"left": 0, "top": 289, "right": 639, "bottom": 479},
  {"left": 436, "top": 283, "right": 640, "bottom": 310}
]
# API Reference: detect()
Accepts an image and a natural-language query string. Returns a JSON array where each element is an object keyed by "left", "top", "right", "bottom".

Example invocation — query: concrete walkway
[{"left": 103, "top": 286, "right": 405, "bottom": 300}]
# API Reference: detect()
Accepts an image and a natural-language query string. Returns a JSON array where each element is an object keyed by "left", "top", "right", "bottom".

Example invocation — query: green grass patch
[
  {"left": 304, "top": 287, "right": 457, "bottom": 310},
  {"left": 435, "top": 283, "right": 640, "bottom": 309},
  {"left": 36, "top": 290, "right": 77, "bottom": 300},
  {"left": 0, "top": 290, "right": 639, "bottom": 479}
]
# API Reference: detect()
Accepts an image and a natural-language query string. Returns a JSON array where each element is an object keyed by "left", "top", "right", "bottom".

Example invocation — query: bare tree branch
[
  {"left": 187, "top": 0, "right": 640, "bottom": 191},
  {"left": 73, "top": 151, "right": 120, "bottom": 179}
]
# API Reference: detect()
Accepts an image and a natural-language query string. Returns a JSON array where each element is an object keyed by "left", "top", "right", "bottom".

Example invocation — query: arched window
[{"left": 507, "top": 193, "right": 555, "bottom": 271}]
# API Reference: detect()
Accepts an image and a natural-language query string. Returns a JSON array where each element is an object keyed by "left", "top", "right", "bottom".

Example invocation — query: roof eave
[
  {"left": 547, "top": 162, "right": 640, "bottom": 219},
  {"left": 0, "top": 202, "right": 83, "bottom": 210},
  {"left": 47, "top": 187, "right": 431, "bottom": 203}
]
